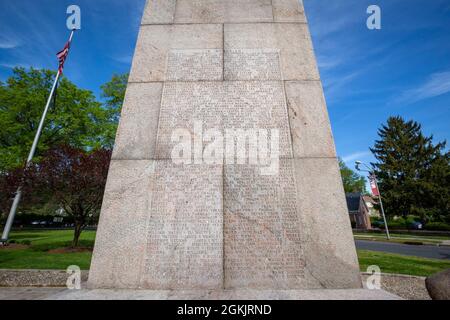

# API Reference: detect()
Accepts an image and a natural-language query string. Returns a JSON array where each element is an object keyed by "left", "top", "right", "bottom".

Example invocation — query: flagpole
[
  {"left": 1, "top": 29, "right": 75, "bottom": 243},
  {"left": 373, "top": 174, "right": 390, "bottom": 240},
  {"left": 356, "top": 161, "right": 391, "bottom": 240}
]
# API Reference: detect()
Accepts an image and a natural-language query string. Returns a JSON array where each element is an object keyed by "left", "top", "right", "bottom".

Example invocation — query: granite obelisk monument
[{"left": 88, "top": 0, "right": 362, "bottom": 291}]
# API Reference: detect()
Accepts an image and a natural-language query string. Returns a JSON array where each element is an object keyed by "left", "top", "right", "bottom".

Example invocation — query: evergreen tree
[{"left": 370, "top": 116, "right": 449, "bottom": 221}]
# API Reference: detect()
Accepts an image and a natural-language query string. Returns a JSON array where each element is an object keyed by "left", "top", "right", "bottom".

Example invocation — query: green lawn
[
  {"left": 358, "top": 250, "right": 450, "bottom": 277},
  {"left": 0, "top": 230, "right": 95, "bottom": 270},
  {"left": 0, "top": 230, "right": 449, "bottom": 276}
]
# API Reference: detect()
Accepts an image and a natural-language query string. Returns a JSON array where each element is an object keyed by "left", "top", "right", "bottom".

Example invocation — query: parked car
[{"left": 410, "top": 222, "right": 423, "bottom": 230}]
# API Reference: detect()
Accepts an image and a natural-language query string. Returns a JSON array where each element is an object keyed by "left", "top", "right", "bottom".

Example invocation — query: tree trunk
[{"left": 72, "top": 222, "right": 83, "bottom": 248}]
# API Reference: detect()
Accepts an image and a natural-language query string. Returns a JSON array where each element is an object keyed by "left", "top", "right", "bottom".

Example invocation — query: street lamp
[{"left": 355, "top": 161, "right": 391, "bottom": 240}]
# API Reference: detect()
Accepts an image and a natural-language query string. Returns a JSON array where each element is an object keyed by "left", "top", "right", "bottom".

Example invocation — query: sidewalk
[
  {"left": 0, "top": 287, "right": 400, "bottom": 300},
  {"left": 442, "top": 240, "right": 450, "bottom": 247}
]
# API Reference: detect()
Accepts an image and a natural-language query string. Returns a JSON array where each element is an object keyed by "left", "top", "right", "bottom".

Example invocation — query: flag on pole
[
  {"left": 369, "top": 174, "right": 380, "bottom": 197},
  {"left": 56, "top": 41, "right": 71, "bottom": 73}
]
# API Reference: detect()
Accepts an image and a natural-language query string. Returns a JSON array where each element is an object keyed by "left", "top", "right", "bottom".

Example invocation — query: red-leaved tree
[
  {"left": 0, "top": 169, "right": 22, "bottom": 221},
  {"left": 24, "top": 145, "right": 111, "bottom": 247}
]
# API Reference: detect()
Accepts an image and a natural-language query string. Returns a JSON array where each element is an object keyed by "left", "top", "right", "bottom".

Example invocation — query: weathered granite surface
[
  {"left": 48, "top": 288, "right": 400, "bottom": 300},
  {"left": 129, "top": 24, "right": 223, "bottom": 82},
  {"left": 155, "top": 81, "right": 293, "bottom": 159},
  {"left": 224, "top": 23, "right": 320, "bottom": 81},
  {"left": 174, "top": 0, "right": 273, "bottom": 24},
  {"left": 272, "top": 0, "right": 307, "bottom": 23},
  {"left": 112, "top": 83, "right": 162, "bottom": 160},
  {"left": 224, "top": 161, "right": 307, "bottom": 289},
  {"left": 425, "top": 268, "right": 450, "bottom": 300},
  {"left": 89, "top": 0, "right": 362, "bottom": 292},
  {"left": 141, "top": 0, "right": 177, "bottom": 24},
  {"left": 89, "top": 160, "right": 223, "bottom": 289},
  {"left": 0, "top": 287, "right": 400, "bottom": 300},
  {"left": 285, "top": 81, "right": 337, "bottom": 158},
  {"left": 141, "top": 0, "right": 307, "bottom": 24}
]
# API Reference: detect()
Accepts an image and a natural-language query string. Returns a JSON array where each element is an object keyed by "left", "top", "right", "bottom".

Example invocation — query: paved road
[{"left": 355, "top": 240, "right": 450, "bottom": 260}]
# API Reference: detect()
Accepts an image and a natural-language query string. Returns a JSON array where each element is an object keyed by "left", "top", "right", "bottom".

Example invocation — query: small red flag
[
  {"left": 56, "top": 41, "right": 70, "bottom": 73},
  {"left": 369, "top": 175, "right": 380, "bottom": 197}
]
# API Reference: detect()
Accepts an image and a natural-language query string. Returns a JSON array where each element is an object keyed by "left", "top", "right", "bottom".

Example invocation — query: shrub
[
  {"left": 371, "top": 220, "right": 383, "bottom": 228},
  {"left": 378, "top": 216, "right": 425, "bottom": 230},
  {"left": 389, "top": 221, "right": 408, "bottom": 229},
  {"left": 379, "top": 220, "right": 407, "bottom": 230},
  {"left": 405, "top": 215, "right": 421, "bottom": 224},
  {"left": 425, "top": 222, "right": 450, "bottom": 231},
  {"left": 370, "top": 216, "right": 382, "bottom": 224}
]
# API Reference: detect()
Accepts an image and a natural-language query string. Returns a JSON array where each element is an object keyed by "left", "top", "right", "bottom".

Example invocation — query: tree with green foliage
[
  {"left": 370, "top": 116, "right": 449, "bottom": 222},
  {"left": 339, "top": 158, "right": 367, "bottom": 193},
  {"left": 101, "top": 73, "right": 128, "bottom": 117},
  {"left": 0, "top": 68, "right": 129, "bottom": 224},
  {"left": 0, "top": 68, "right": 115, "bottom": 171},
  {"left": 100, "top": 73, "right": 128, "bottom": 149}
]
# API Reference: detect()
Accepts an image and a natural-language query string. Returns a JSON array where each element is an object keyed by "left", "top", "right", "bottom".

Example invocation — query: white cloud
[
  {"left": 393, "top": 71, "right": 450, "bottom": 105},
  {"left": 0, "top": 63, "right": 18, "bottom": 69},
  {"left": 112, "top": 55, "right": 133, "bottom": 65},
  {"left": 0, "top": 1, "right": 69, "bottom": 71},
  {"left": 317, "top": 54, "right": 341, "bottom": 70},
  {"left": 0, "top": 62, "right": 36, "bottom": 70},
  {"left": 0, "top": 40, "right": 19, "bottom": 49}
]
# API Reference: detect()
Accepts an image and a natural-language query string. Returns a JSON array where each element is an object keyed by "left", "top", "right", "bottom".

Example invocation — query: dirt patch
[
  {"left": 48, "top": 247, "right": 92, "bottom": 254},
  {"left": 0, "top": 243, "right": 30, "bottom": 250}
]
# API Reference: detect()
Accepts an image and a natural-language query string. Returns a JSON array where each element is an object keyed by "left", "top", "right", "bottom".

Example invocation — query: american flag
[
  {"left": 56, "top": 41, "right": 71, "bottom": 73},
  {"left": 369, "top": 175, "right": 380, "bottom": 197}
]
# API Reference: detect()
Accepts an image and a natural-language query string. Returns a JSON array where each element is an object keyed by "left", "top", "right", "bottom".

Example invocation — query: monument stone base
[
  {"left": 47, "top": 289, "right": 400, "bottom": 300},
  {"left": 89, "top": 0, "right": 364, "bottom": 292},
  {"left": 89, "top": 0, "right": 365, "bottom": 293}
]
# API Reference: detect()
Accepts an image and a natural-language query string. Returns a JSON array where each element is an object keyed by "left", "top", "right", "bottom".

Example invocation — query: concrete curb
[
  {"left": 1, "top": 269, "right": 425, "bottom": 288},
  {"left": 440, "top": 240, "right": 450, "bottom": 247},
  {"left": 355, "top": 235, "right": 445, "bottom": 246},
  {"left": 361, "top": 272, "right": 426, "bottom": 280}
]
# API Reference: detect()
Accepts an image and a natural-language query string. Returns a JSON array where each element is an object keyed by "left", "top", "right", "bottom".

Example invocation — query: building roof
[
  {"left": 363, "top": 195, "right": 377, "bottom": 204},
  {"left": 346, "top": 192, "right": 362, "bottom": 212}
]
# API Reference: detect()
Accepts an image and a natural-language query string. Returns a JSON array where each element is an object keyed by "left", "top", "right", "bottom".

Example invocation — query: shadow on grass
[{"left": 30, "top": 240, "right": 95, "bottom": 252}]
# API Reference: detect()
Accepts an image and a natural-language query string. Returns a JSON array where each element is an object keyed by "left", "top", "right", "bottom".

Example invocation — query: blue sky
[{"left": 1, "top": 0, "right": 449, "bottom": 173}]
